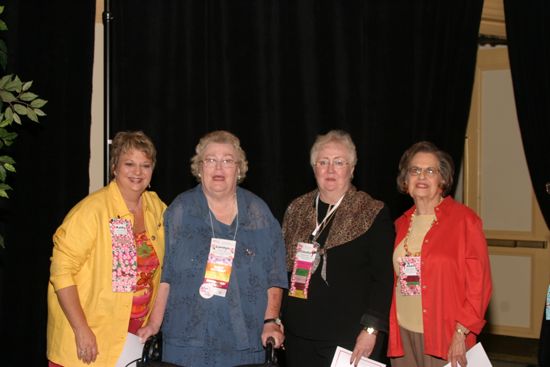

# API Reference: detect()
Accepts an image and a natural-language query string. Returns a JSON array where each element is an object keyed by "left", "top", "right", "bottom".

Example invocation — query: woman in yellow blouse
[{"left": 47, "top": 131, "right": 166, "bottom": 367}]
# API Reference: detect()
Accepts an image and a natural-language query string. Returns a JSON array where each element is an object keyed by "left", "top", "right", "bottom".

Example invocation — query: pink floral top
[{"left": 128, "top": 231, "right": 160, "bottom": 334}]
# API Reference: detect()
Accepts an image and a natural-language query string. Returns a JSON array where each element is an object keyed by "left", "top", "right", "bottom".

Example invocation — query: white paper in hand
[
  {"left": 443, "top": 342, "right": 492, "bottom": 367},
  {"left": 331, "top": 346, "right": 386, "bottom": 367}
]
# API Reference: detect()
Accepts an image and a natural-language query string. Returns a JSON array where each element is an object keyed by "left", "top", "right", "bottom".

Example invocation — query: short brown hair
[
  {"left": 190, "top": 130, "right": 248, "bottom": 183},
  {"left": 109, "top": 131, "right": 157, "bottom": 180},
  {"left": 396, "top": 141, "right": 454, "bottom": 195}
]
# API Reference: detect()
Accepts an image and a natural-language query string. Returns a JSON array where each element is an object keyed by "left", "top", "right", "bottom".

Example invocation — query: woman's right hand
[{"left": 74, "top": 324, "right": 98, "bottom": 364}]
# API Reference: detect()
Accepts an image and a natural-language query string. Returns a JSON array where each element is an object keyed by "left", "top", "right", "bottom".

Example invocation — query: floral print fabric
[{"left": 129, "top": 231, "right": 159, "bottom": 333}]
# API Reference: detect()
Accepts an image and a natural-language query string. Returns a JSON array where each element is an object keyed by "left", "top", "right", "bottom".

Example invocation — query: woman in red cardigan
[{"left": 388, "top": 141, "right": 492, "bottom": 367}]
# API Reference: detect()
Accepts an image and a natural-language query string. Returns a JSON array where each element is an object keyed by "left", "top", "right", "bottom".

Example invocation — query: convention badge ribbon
[
  {"left": 199, "top": 238, "right": 236, "bottom": 299},
  {"left": 398, "top": 256, "right": 422, "bottom": 296},
  {"left": 110, "top": 218, "right": 137, "bottom": 292},
  {"left": 288, "top": 242, "right": 319, "bottom": 299}
]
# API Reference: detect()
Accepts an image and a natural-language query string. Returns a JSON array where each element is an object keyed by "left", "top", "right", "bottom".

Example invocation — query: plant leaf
[
  {"left": 13, "top": 112, "right": 21, "bottom": 124},
  {"left": 34, "top": 108, "right": 46, "bottom": 117},
  {"left": 0, "top": 74, "right": 11, "bottom": 88},
  {"left": 4, "top": 75, "right": 22, "bottom": 92},
  {"left": 0, "top": 90, "right": 16, "bottom": 102},
  {"left": 4, "top": 106, "right": 12, "bottom": 122},
  {"left": 22, "top": 80, "right": 33, "bottom": 91},
  {"left": 30, "top": 98, "right": 47, "bottom": 108},
  {"left": 0, "top": 19, "right": 7, "bottom": 32},
  {"left": 20, "top": 92, "right": 37, "bottom": 101},
  {"left": 26, "top": 107, "right": 38, "bottom": 122},
  {"left": 13, "top": 104, "right": 27, "bottom": 115},
  {"left": 4, "top": 163, "right": 15, "bottom": 172},
  {"left": 0, "top": 165, "right": 5, "bottom": 181},
  {"left": 0, "top": 129, "right": 18, "bottom": 141},
  {"left": 0, "top": 189, "right": 9, "bottom": 198},
  {"left": 0, "top": 155, "right": 15, "bottom": 164}
]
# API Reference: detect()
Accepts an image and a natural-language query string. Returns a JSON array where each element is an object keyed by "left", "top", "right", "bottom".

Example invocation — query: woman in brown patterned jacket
[{"left": 281, "top": 130, "right": 395, "bottom": 367}]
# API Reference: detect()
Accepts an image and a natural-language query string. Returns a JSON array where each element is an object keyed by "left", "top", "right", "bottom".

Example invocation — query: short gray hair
[{"left": 310, "top": 130, "right": 357, "bottom": 167}]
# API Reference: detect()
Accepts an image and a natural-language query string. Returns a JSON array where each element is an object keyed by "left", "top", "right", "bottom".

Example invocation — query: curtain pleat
[
  {"left": 111, "top": 0, "right": 483, "bottom": 220},
  {"left": 504, "top": 0, "right": 550, "bottom": 228},
  {"left": 0, "top": 1, "right": 96, "bottom": 365}
]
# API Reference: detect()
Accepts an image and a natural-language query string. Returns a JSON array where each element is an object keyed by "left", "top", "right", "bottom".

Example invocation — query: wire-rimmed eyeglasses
[
  {"left": 407, "top": 166, "right": 439, "bottom": 177},
  {"left": 202, "top": 158, "right": 238, "bottom": 169},
  {"left": 315, "top": 158, "right": 349, "bottom": 169}
]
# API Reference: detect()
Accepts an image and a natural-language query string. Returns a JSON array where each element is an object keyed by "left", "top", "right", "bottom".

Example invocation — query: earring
[
  {"left": 198, "top": 173, "right": 202, "bottom": 178},
  {"left": 148, "top": 184, "right": 151, "bottom": 189}
]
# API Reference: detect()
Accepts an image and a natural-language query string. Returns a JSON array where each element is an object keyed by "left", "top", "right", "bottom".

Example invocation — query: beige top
[{"left": 392, "top": 214, "right": 435, "bottom": 333}]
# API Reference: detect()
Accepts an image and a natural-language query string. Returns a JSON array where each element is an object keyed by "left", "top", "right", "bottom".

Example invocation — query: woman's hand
[
  {"left": 74, "top": 324, "right": 98, "bottom": 364},
  {"left": 137, "top": 282, "right": 170, "bottom": 343},
  {"left": 447, "top": 330, "right": 468, "bottom": 367},
  {"left": 137, "top": 322, "right": 161, "bottom": 344},
  {"left": 350, "top": 330, "right": 377, "bottom": 366},
  {"left": 261, "top": 322, "right": 285, "bottom": 348}
]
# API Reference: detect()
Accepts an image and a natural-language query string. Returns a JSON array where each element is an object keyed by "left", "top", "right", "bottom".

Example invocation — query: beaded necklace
[{"left": 403, "top": 211, "right": 437, "bottom": 257}]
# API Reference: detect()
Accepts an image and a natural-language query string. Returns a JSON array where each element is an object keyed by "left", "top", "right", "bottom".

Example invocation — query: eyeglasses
[
  {"left": 202, "top": 158, "right": 238, "bottom": 168},
  {"left": 315, "top": 158, "right": 349, "bottom": 169},
  {"left": 407, "top": 166, "right": 439, "bottom": 177}
]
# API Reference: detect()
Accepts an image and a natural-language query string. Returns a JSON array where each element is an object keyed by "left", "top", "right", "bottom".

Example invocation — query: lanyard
[
  {"left": 208, "top": 198, "right": 239, "bottom": 241},
  {"left": 311, "top": 192, "right": 345, "bottom": 240}
]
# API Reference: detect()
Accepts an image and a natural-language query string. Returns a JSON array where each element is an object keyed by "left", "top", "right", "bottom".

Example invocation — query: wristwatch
[
  {"left": 264, "top": 317, "right": 282, "bottom": 327},
  {"left": 363, "top": 326, "right": 378, "bottom": 335}
]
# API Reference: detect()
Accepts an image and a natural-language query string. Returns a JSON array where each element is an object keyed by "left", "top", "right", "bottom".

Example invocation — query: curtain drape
[
  {"left": 0, "top": 1, "right": 95, "bottom": 365},
  {"left": 503, "top": 0, "right": 550, "bottom": 229},
  {"left": 110, "top": 0, "right": 483, "bottom": 221},
  {"left": 504, "top": 2, "right": 550, "bottom": 366},
  {"left": 0, "top": 0, "right": 484, "bottom": 364}
]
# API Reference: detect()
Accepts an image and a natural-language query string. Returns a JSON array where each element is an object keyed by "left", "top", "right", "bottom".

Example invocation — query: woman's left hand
[
  {"left": 350, "top": 330, "right": 377, "bottom": 366},
  {"left": 447, "top": 331, "right": 468, "bottom": 367},
  {"left": 261, "top": 322, "right": 285, "bottom": 349}
]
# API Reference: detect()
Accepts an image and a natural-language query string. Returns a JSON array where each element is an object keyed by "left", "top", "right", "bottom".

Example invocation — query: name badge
[
  {"left": 199, "top": 238, "right": 236, "bottom": 298},
  {"left": 288, "top": 242, "right": 318, "bottom": 299},
  {"left": 399, "top": 256, "right": 421, "bottom": 296},
  {"left": 110, "top": 218, "right": 137, "bottom": 292}
]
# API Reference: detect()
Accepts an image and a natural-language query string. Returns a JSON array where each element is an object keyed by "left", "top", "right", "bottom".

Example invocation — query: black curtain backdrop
[
  {"left": 0, "top": 0, "right": 485, "bottom": 366},
  {"left": 503, "top": 0, "right": 550, "bottom": 229},
  {"left": 111, "top": 0, "right": 483, "bottom": 221},
  {"left": 0, "top": 1, "right": 95, "bottom": 366}
]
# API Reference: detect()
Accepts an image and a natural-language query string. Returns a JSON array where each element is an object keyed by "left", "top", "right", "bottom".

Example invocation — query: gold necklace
[{"left": 403, "top": 211, "right": 436, "bottom": 257}]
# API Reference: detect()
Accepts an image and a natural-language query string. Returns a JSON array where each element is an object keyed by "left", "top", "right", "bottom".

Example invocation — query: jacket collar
[
  {"left": 107, "top": 180, "right": 150, "bottom": 218},
  {"left": 404, "top": 195, "right": 453, "bottom": 221}
]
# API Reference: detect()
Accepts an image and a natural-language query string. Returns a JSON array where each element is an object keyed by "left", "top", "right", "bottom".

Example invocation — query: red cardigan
[{"left": 388, "top": 196, "right": 492, "bottom": 360}]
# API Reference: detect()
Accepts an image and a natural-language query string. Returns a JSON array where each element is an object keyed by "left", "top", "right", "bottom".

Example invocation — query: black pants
[
  {"left": 540, "top": 305, "right": 550, "bottom": 367},
  {"left": 283, "top": 331, "right": 388, "bottom": 367}
]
